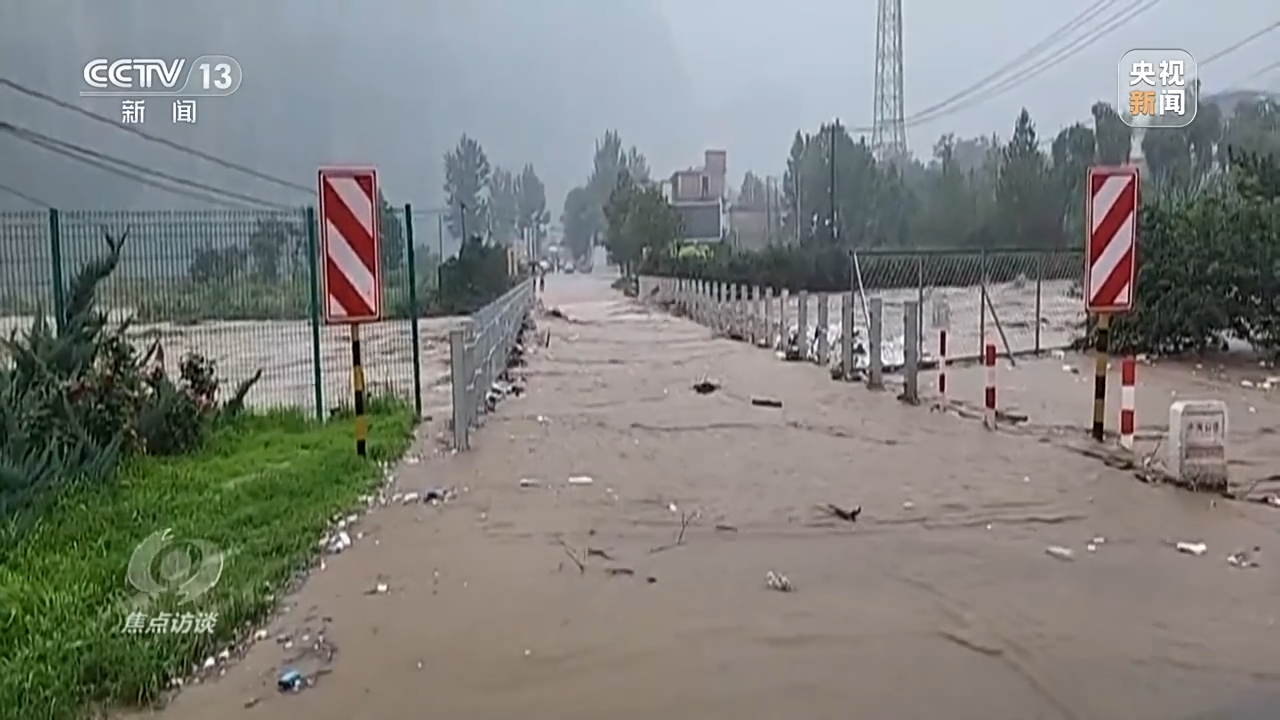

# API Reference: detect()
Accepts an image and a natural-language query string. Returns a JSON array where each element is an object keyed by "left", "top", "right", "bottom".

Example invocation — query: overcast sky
[
  {"left": 0, "top": 0, "right": 1273, "bottom": 213},
  {"left": 659, "top": 0, "right": 1272, "bottom": 175}
]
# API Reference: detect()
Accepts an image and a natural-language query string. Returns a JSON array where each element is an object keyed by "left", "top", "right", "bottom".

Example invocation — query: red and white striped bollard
[
  {"left": 937, "top": 329, "right": 949, "bottom": 405},
  {"left": 983, "top": 342, "right": 997, "bottom": 429},
  {"left": 1119, "top": 356, "right": 1136, "bottom": 449}
]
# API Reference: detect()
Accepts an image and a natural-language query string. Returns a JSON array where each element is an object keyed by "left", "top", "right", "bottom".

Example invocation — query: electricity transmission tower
[{"left": 871, "top": 0, "right": 907, "bottom": 163}]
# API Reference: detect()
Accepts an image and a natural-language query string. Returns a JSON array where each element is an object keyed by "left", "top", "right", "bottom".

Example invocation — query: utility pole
[{"left": 829, "top": 120, "right": 838, "bottom": 244}]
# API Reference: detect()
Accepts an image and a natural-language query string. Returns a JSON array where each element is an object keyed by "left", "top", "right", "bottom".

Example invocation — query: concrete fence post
[
  {"left": 902, "top": 300, "right": 920, "bottom": 403},
  {"left": 797, "top": 291, "right": 809, "bottom": 356},
  {"left": 752, "top": 285, "right": 763, "bottom": 343},
  {"left": 868, "top": 297, "right": 883, "bottom": 390},
  {"left": 816, "top": 294, "right": 830, "bottom": 365},
  {"left": 764, "top": 288, "right": 775, "bottom": 348},
  {"left": 717, "top": 282, "right": 726, "bottom": 332},
  {"left": 841, "top": 291, "right": 854, "bottom": 380},
  {"left": 779, "top": 289, "right": 789, "bottom": 342},
  {"left": 744, "top": 285, "right": 755, "bottom": 343}
]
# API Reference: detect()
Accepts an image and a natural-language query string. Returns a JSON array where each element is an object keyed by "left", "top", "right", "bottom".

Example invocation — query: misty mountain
[{"left": 0, "top": 0, "right": 702, "bottom": 213}]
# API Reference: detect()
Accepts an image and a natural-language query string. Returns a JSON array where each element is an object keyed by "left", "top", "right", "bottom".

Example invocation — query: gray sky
[
  {"left": 659, "top": 0, "right": 1271, "bottom": 177},
  {"left": 0, "top": 0, "right": 1273, "bottom": 213}
]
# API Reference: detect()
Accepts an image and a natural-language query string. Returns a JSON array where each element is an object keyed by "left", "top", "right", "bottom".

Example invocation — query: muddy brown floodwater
[{"left": 130, "top": 273, "right": 1280, "bottom": 720}]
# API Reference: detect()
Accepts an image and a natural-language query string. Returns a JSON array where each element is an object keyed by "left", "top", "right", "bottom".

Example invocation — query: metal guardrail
[{"left": 448, "top": 278, "right": 536, "bottom": 450}]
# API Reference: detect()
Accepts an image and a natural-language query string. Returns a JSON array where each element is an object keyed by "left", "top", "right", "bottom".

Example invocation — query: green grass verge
[{"left": 0, "top": 398, "right": 417, "bottom": 720}]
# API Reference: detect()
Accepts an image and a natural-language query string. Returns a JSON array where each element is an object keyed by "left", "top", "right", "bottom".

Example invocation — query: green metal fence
[{"left": 0, "top": 205, "right": 459, "bottom": 420}]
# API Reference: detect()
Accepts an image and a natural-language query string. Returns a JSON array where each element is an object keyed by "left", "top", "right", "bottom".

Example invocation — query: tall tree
[
  {"left": 489, "top": 166, "right": 519, "bottom": 243},
  {"left": 781, "top": 131, "right": 809, "bottom": 243},
  {"left": 996, "top": 109, "right": 1060, "bottom": 248},
  {"left": 625, "top": 146, "right": 651, "bottom": 182},
  {"left": 515, "top": 164, "right": 549, "bottom": 248},
  {"left": 561, "top": 186, "right": 593, "bottom": 259},
  {"left": 443, "top": 134, "right": 491, "bottom": 241},
  {"left": 603, "top": 172, "right": 682, "bottom": 275},
  {"left": 737, "top": 172, "right": 767, "bottom": 209},
  {"left": 587, "top": 130, "right": 627, "bottom": 238}
]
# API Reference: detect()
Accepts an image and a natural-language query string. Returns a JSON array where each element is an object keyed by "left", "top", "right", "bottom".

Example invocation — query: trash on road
[
  {"left": 1045, "top": 546, "right": 1075, "bottom": 561},
  {"left": 751, "top": 397, "right": 783, "bottom": 408},
  {"left": 1174, "top": 541, "right": 1208, "bottom": 556},
  {"left": 766, "top": 570, "right": 794, "bottom": 592},
  {"left": 519, "top": 478, "right": 541, "bottom": 488},
  {"left": 277, "top": 669, "right": 306, "bottom": 693},
  {"left": 819, "top": 503, "right": 862, "bottom": 523},
  {"left": 692, "top": 379, "right": 720, "bottom": 394},
  {"left": 1227, "top": 548, "right": 1260, "bottom": 568},
  {"left": 567, "top": 475, "right": 594, "bottom": 486}
]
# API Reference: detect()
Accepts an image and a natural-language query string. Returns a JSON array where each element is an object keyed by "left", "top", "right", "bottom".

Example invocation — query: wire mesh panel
[
  {"left": 982, "top": 250, "right": 1045, "bottom": 356},
  {"left": 0, "top": 212, "right": 54, "bottom": 340},
  {"left": 58, "top": 208, "right": 321, "bottom": 416},
  {"left": 1038, "top": 248, "right": 1086, "bottom": 351}
]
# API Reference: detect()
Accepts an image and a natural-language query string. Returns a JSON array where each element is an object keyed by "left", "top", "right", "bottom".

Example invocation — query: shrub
[{"left": 0, "top": 230, "right": 262, "bottom": 539}]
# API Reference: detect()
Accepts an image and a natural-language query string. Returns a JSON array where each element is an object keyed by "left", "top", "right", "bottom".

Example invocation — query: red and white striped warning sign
[
  {"left": 1085, "top": 165, "right": 1138, "bottom": 313},
  {"left": 318, "top": 167, "right": 382, "bottom": 324}
]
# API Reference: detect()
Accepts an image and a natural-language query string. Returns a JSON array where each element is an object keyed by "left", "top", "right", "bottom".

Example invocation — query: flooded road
[{"left": 137, "top": 272, "right": 1280, "bottom": 720}]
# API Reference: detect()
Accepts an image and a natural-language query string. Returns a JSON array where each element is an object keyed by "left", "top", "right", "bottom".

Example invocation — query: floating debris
[
  {"left": 567, "top": 475, "right": 594, "bottom": 486},
  {"left": 1227, "top": 547, "right": 1260, "bottom": 568},
  {"left": 751, "top": 397, "right": 783, "bottom": 408},
  {"left": 277, "top": 669, "right": 305, "bottom": 693},
  {"left": 1045, "top": 546, "right": 1075, "bottom": 561},
  {"left": 1175, "top": 541, "right": 1207, "bottom": 557},
  {"left": 765, "top": 570, "right": 794, "bottom": 592},
  {"left": 820, "top": 503, "right": 862, "bottom": 523},
  {"left": 692, "top": 379, "right": 720, "bottom": 394}
]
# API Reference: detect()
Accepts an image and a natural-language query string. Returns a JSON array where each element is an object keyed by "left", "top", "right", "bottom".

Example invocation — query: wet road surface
[{"left": 133, "top": 272, "right": 1280, "bottom": 720}]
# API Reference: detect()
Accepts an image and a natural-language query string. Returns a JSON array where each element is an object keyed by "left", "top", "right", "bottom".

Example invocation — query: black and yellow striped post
[
  {"left": 351, "top": 323, "right": 367, "bottom": 456},
  {"left": 1091, "top": 313, "right": 1110, "bottom": 441}
]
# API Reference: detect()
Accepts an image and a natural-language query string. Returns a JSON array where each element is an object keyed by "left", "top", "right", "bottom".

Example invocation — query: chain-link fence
[
  {"left": 853, "top": 248, "right": 1084, "bottom": 362},
  {"left": 0, "top": 205, "right": 480, "bottom": 420}
]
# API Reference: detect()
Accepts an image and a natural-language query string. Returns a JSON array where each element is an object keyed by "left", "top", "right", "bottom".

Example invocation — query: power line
[
  {"left": 0, "top": 75, "right": 311, "bottom": 195},
  {"left": 1, "top": 122, "right": 292, "bottom": 210},
  {"left": 0, "top": 182, "right": 51, "bottom": 207},
  {"left": 899, "top": 0, "right": 1163, "bottom": 129},
  {"left": 13, "top": 133, "right": 256, "bottom": 209},
  {"left": 4, "top": 127, "right": 276, "bottom": 209},
  {"left": 1200, "top": 21, "right": 1280, "bottom": 66},
  {"left": 902, "top": 0, "right": 1124, "bottom": 125}
]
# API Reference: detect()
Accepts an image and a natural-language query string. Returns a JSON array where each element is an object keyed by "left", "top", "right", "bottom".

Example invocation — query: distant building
[{"left": 667, "top": 149, "right": 727, "bottom": 243}]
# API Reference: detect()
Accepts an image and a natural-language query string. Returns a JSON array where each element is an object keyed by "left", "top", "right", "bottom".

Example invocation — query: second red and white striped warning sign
[
  {"left": 318, "top": 167, "right": 382, "bottom": 324},
  {"left": 1085, "top": 165, "right": 1138, "bottom": 313}
]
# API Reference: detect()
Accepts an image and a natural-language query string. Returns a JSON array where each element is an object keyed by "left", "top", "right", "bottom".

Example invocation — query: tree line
[
  {"left": 172, "top": 134, "right": 553, "bottom": 322},
  {"left": 623, "top": 91, "right": 1280, "bottom": 356}
]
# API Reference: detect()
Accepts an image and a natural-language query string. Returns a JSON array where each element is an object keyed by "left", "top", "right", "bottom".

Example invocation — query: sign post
[
  {"left": 1084, "top": 165, "right": 1138, "bottom": 442},
  {"left": 318, "top": 166, "right": 382, "bottom": 456}
]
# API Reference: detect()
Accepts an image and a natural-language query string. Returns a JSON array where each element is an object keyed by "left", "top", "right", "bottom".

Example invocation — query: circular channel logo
[{"left": 126, "top": 529, "right": 224, "bottom": 603}]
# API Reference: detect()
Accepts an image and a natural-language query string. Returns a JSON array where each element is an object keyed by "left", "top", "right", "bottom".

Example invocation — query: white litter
[
  {"left": 519, "top": 478, "right": 541, "bottom": 487},
  {"left": 567, "top": 475, "right": 594, "bottom": 485},
  {"left": 1175, "top": 541, "right": 1207, "bottom": 556},
  {"left": 1045, "top": 546, "right": 1075, "bottom": 561}
]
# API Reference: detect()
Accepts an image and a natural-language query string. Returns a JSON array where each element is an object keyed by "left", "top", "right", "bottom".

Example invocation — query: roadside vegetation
[
  {"left": 0, "top": 233, "right": 416, "bottom": 720},
  {"left": 591, "top": 94, "right": 1280, "bottom": 358}
]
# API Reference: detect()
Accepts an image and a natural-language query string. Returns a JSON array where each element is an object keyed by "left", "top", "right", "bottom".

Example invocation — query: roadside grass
[{"left": 0, "top": 397, "right": 416, "bottom": 720}]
